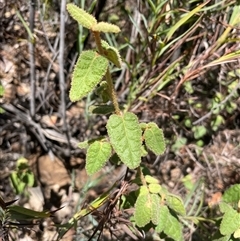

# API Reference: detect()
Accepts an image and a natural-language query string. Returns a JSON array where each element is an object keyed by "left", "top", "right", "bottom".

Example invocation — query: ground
[{"left": 0, "top": 1, "right": 240, "bottom": 241}]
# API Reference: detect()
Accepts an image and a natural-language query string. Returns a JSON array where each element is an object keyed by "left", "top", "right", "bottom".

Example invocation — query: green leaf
[
  {"left": 134, "top": 193, "right": 151, "bottom": 227},
  {"left": 234, "top": 228, "right": 240, "bottom": 238},
  {"left": 222, "top": 184, "right": 240, "bottom": 205},
  {"left": 166, "top": 1, "right": 210, "bottom": 41},
  {"left": 69, "top": 50, "right": 108, "bottom": 102},
  {"left": 166, "top": 194, "right": 186, "bottom": 216},
  {"left": 220, "top": 204, "right": 240, "bottom": 236},
  {"left": 151, "top": 194, "right": 160, "bottom": 225},
  {"left": 101, "top": 40, "right": 122, "bottom": 68},
  {"left": 212, "top": 234, "right": 231, "bottom": 241},
  {"left": 67, "top": 3, "right": 97, "bottom": 29},
  {"left": 192, "top": 125, "right": 207, "bottom": 139},
  {"left": 144, "top": 122, "right": 166, "bottom": 155},
  {"left": 109, "top": 153, "right": 121, "bottom": 165},
  {"left": 89, "top": 105, "right": 116, "bottom": 115},
  {"left": 86, "top": 141, "right": 112, "bottom": 175},
  {"left": 0, "top": 84, "right": 4, "bottom": 97},
  {"left": 139, "top": 123, "right": 147, "bottom": 130},
  {"left": 141, "top": 145, "right": 148, "bottom": 157},
  {"left": 219, "top": 202, "right": 233, "bottom": 213},
  {"left": 106, "top": 112, "right": 142, "bottom": 169},
  {"left": 8, "top": 205, "right": 52, "bottom": 220},
  {"left": 10, "top": 172, "right": 26, "bottom": 194},
  {"left": 78, "top": 140, "right": 89, "bottom": 149},
  {"left": 156, "top": 205, "right": 169, "bottom": 232},
  {"left": 92, "top": 22, "right": 120, "bottom": 33},
  {"left": 164, "top": 212, "right": 183, "bottom": 241},
  {"left": 145, "top": 175, "right": 159, "bottom": 184},
  {"left": 148, "top": 183, "right": 162, "bottom": 194},
  {"left": 139, "top": 186, "right": 149, "bottom": 196}
]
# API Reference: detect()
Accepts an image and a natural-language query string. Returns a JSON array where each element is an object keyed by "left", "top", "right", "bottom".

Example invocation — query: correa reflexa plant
[
  {"left": 57, "top": 4, "right": 240, "bottom": 241},
  {"left": 58, "top": 3, "right": 185, "bottom": 241}
]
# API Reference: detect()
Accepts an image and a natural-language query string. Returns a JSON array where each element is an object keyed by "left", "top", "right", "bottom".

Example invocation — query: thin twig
[
  {"left": 37, "top": 0, "right": 55, "bottom": 54},
  {"left": 29, "top": 0, "right": 36, "bottom": 118},
  {"left": 1, "top": 103, "right": 53, "bottom": 159},
  {"left": 59, "top": 0, "right": 71, "bottom": 157}
]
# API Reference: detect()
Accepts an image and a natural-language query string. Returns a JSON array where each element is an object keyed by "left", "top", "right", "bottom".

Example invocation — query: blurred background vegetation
[{"left": 0, "top": 0, "right": 240, "bottom": 240}]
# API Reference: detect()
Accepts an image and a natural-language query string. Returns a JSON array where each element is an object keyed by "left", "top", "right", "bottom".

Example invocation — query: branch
[
  {"left": 29, "top": 0, "right": 36, "bottom": 118},
  {"left": 59, "top": 0, "right": 71, "bottom": 157}
]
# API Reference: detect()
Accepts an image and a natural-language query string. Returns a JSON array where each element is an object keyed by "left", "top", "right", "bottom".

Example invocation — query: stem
[
  {"left": 59, "top": 0, "right": 70, "bottom": 157},
  {"left": 29, "top": 0, "right": 36, "bottom": 118},
  {"left": 92, "top": 31, "right": 121, "bottom": 115},
  {"left": 137, "top": 167, "right": 147, "bottom": 186}
]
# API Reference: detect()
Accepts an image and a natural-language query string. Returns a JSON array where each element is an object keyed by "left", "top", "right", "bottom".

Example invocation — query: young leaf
[
  {"left": 155, "top": 205, "right": 169, "bottom": 232},
  {"left": 86, "top": 141, "right": 112, "bottom": 175},
  {"left": 166, "top": 194, "right": 186, "bottom": 216},
  {"left": 144, "top": 122, "right": 166, "bottom": 155},
  {"left": 106, "top": 112, "right": 142, "bottom": 169},
  {"left": 101, "top": 40, "right": 122, "bottom": 68},
  {"left": 92, "top": 22, "right": 120, "bottom": 33},
  {"left": 145, "top": 175, "right": 159, "bottom": 184},
  {"left": 222, "top": 184, "right": 240, "bottom": 204},
  {"left": 134, "top": 193, "right": 151, "bottom": 227},
  {"left": 234, "top": 228, "right": 240, "bottom": 239},
  {"left": 78, "top": 140, "right": 89, "bottom": 149},
  {"left": 164, "top": 212, "right": 183, "bottom": 241},
  {"left": 67, "top": 3, "right": 97, "bottom": 29},
  {"left": 151, "top": 194, "right": 160, "bottom": 225},
  {"left": 149, "top": 183, "right": 162, "bottom": 194},
  {"left": 139, "top": 122, "right": 147, "bottom": 130},
  {"left": 220, "top": 205, "right": 240, "bottom": 236},
  {"left": 70, "top": 50, "right": 108, "bottom": 102}
]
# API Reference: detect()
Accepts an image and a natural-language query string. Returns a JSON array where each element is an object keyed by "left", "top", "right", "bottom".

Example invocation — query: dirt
[{"left": 0, "top": 1, "right": 240, "bottom": 241}]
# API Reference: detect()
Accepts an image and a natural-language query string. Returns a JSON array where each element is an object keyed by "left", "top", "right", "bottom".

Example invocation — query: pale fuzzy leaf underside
[
  {"left": 145, "top": 174, "right": 159, "bottom": 184},
  {"left": 106, "top": 112, "right": 142, "bottom": 169},
  {"left": 101, "top": 40, "right": 122, "bottom": 68},
  {"left": 86, "top": 141, "right": 112, "bottom": 175},
  {"left": 70, "top": 50, "right": 108, "bottom": 102},
  {"left": 67, "top": 3, "right": 97, "bottom": 29},
  {"left": 93, "top": 22, "right": 120, "bottom": 33}
]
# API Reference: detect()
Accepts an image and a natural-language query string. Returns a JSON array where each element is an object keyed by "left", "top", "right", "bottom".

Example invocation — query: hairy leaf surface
[
  {"left": 70, "top": 50, "right": 108, "bottom": 102},
  {"left": 166, "top": 194, "right": 186, "bottom": 216},
  {"left": 101, "top": 40, "right": 122, "bottom": 68},
  {"left": 220, "top": 204, "right": 240, "bottom": 236},
  {"left": 86, "top": 141, "right": 112, "bottom": 175},
  {"left": 135, "top": 193, "right": 151, "bottom": 227},
  {"left": 67, "top": 4, "right": 97, "bottom": 29},
  {"left": 106, "top": 112, "right": 142, "bottom": 169},
  {"left": 151, "top": 194, "right": 160, "bottom": 225},
  {"left": 93, "top": 22, "right": 120, "bottom": 33},
  {"left": 156, "top": 205, "right": 169, "bottom": 232},
  {"left": 144, "top": 122, "right": 165, "bottom": 155}
]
